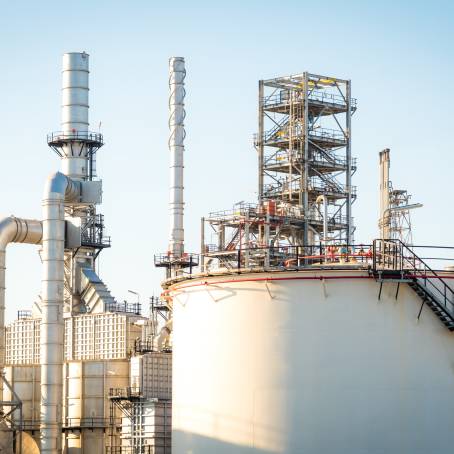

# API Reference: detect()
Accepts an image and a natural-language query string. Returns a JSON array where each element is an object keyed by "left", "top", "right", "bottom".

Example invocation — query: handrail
[
  {"left": 47, "top": 130, "right": 104, "bottom": 144},
  {"left": 400, "top": 241, "right": 454, "bottom": 315},
  {"left": 373, "top": 239, "right": 454, "bottom": 317}
]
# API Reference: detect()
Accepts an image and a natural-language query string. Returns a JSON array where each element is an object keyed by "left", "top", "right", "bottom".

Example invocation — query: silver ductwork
[
  {"left": 0, "top": 216, "right": 42, "bottom": 380},
  {"left": 40, "top": 172, "right": 79, "bottom": 454},
  {"left": 61, "top": 52, "right": 90, "bottom": 180},
  {"left": 168, "top": 57, "right": 186, "bottom": 258}
]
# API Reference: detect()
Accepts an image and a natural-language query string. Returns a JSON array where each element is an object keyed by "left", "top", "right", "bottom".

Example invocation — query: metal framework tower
[
  {"left": 378, "top": 148, "right": 420, "bottom": 244},
  {"left": 256, "top": 72, "right": 357, "bottom": 246}
]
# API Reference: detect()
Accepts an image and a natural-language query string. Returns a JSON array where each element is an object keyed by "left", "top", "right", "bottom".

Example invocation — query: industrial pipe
[
  {"left": 168, "top": 57, "right": 186, "bottom": 258},
  {"left": 316, "top": 195, "right": 329, "bottom": 250},
  {"left": 40, "top": 171, "right": 79, "bottom": 454},
  {"left": 0, "top": 216, "right": 42, "bottom": 384},
  {"left": 156, "top": 319, "right": 173, "bottom": 351}
]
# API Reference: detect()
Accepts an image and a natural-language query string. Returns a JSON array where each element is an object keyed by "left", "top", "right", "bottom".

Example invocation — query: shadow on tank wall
[{"left": 173, "top": 431, "right": 276, "bottom": 454}]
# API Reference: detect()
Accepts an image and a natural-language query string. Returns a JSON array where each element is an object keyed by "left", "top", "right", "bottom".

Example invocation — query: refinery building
[{"left": 0, "top": 52, "right": 454, "bottom": 454}]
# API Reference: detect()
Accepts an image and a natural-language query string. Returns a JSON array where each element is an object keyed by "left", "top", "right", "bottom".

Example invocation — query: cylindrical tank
[{"left": 170, "top": 269, "right": 454, "bottom": 454}]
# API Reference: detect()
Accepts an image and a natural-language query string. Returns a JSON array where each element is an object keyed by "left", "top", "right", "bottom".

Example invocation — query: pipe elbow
[
  {"left": 156, "top": 319, "right": 173, "bottom": 351},
  {"left": 43, "top": 171, "right": 80, "bottom": 202},
  {"left": 0, "top": 216, "right": 42, "bottom": 249}
]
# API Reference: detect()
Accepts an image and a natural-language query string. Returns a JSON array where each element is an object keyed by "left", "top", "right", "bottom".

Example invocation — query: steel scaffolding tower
[{"left": 255, "top": 72, "right": 357, "bottom": 245}]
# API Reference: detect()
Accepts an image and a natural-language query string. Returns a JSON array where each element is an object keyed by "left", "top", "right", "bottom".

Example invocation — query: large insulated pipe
[
  {"left": 0, "top": 217, "right": 42, "bottom": 388},
  {"left": 40, "top": 172, "right": 79, "bottom": 454},
  {"left": 61, "top": 52, "right": 90, "bottom": 180},
  {"left": 168, "top": 57, "right": 186, "bottom": 258}
]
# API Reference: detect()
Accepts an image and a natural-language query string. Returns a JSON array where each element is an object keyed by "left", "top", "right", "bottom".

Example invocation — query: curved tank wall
[{"left": 170, "top": 269, "right": 454, "bottom": 454}]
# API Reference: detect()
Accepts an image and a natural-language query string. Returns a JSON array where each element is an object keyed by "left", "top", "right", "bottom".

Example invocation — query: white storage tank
[{"left": 169, "top": 269, "right": 454, "bottom": 454}]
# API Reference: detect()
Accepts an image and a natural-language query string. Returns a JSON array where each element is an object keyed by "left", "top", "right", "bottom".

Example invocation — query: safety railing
[
  {"left": 47, "top": 130, "right": 104, "bottom": 145},
  {"left": 106, "top": 301, "right": 141, "bottom": 315},
  {"left": 109, "top": 387, "right": 143, "bottom": 399},
  {"left": 264, "top": 150, "right": 355, "bottom": 170},
  {"left": 372, "top": 239, "right": 454, "bottom": 317},
  {"left": 263, "top": 179, "right": 357, "bottom": 199},
  {"left": 106, "top": 443, "right": 171, "bottom": 454},
  {"left": 262, "top": 90, "right": 357, "bottom": 110},
  {"left": 63, "top": 417, "right": 113, "bottom": 429},
  {"left": 134, "top": 338, "right": 155, "bottom": 353},
  {"left": 263, "top": 126, "right": 346, "bottom": 145},
  {"left": 154, "top": 253, "right": 199, "bottom": 270},
  {"left": 17, "top": 310, "right": 32, "bottom": 320},
  {"left": 203, "top": 244, "right": 373, "bottom": 273}
]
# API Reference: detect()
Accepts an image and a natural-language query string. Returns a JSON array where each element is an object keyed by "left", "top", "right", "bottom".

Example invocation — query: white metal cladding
[
  {"left": 65, "top": 313, "right": 143, "bottom": 360},
  {"left": 130, "top": 352, "right": 172, "bottom": 400},
  {"left": 64, "top": 360, "right": 129, "bottom": 423},
  {"left": 6, "top": 313, "right": 143, "bottom": 364},
  {"left": 170, "top": 270, "right": 454, "bottom": 454},
  {"left": 121, "top": 401, "right": 172, "bottom": 451},
  {"left": 6, "top": 318, "right": 41, "bottom": 364},
  {"left": 4, "top": 365, "right": 40, "bottom": 425}
]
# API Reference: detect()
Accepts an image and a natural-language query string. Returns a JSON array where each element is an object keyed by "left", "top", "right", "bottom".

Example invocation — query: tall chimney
[
  {"left": 60, "top": 52, "right": 90, "bottom": 181},
  {"left": 168, "top": 57, "right": 186, "bottom": 258},
  {"left": 379, "top": 148, "right": 391, "bottom": 240}
]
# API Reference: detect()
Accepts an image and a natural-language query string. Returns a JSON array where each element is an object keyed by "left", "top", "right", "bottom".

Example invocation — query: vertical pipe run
[
  {"left": 0, "top": 217, "right": 42, "bottom": 402},
  {"left": 302, "top": 72, "right": 309, "bottom": 249},
  {"left": 346, "top": 80, "right": 352, "bottom": 244},
  {"left": 168, "top": 57, "right": 186, "bottom": 258},
  {"left": 258, "top": 80, "right": 264, "bottom": 203},
  {"left": 40, "top": 172, "right": 79, "bottom": 454},
  {"left": 316, "top": 195, "right": 328, "bottom": 257},
  {"left": 200, "top": 217, "right": 205, "bottom": 273}
]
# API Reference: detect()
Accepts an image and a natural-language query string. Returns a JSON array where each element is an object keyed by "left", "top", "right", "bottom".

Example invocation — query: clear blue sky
[{"left": 1, "top": 0, "right": 453, "bottom": 321}]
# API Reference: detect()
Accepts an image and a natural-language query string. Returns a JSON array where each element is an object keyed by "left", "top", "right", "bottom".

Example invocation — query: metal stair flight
[{"left": 372, "top": 239, "right": 454, "bottom": 331}]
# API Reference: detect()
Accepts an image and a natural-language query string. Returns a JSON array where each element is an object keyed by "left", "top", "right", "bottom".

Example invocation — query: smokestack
[
  {"left": 61, "top": 52, "right": 90, "bottom": 180},
  {"left": 379, "top": 148, "right": 391, "bottom": 239},
  {"left": 168, "top": 57, "right": 186, "bottom": 258}
]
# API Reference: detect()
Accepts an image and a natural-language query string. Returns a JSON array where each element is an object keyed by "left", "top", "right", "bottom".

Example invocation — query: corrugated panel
[
  {"left": 5, "top": 319, "right": 40, "bottom": 364},
  {"left": 6, "top": 313, "right": 145, "bottom": 363},
  {"left": 130, "top": 353, "right": 172, "bottom": 400},
  {"left": 121, "top": 401, "right": 172, "bottom": 450}
]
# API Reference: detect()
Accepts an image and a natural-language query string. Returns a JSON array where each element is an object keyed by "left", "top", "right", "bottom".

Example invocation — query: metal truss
[{"left": 255, "top": 72, "right": 357, "bottom": 245}]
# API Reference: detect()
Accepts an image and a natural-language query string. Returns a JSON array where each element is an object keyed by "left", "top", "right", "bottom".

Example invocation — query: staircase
[{"left": 372, "top": 239, "right": 454, "bottom": 331}]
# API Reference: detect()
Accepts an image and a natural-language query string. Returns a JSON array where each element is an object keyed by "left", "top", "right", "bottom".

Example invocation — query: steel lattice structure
[{"left": 255, "top": 72, "right": 357, "bottom": 245}]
